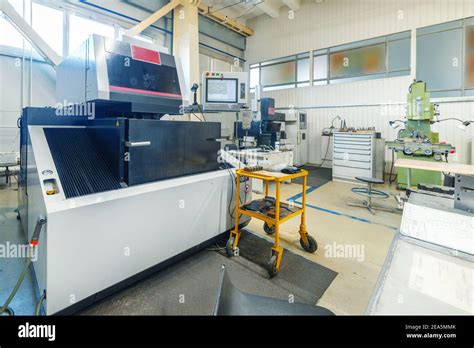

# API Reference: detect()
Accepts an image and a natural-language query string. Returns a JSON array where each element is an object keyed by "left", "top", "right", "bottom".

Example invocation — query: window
[
  {"left": 0, "top": 0, "right": 28, "bottom": 50},
  {"left": 0, "top": 1, "right": 173, "bottom": 60},
  {"left": 297, "top": 52, "right": 310, "bottom": 85},
  {"left": 311, "top": 32, "right": 411, "bottom": 86},
  {"left": 32, "top": 3, "right": 63, "bottom": 56},
  {"left": 330, "top": 43, "right": 385, "bottom": 78},
  {"left": 0, "top": 17, "right": 25, "bottom": 49},
  {"left": 417, "top": 17, "right": 474, "bottom": 97},
  {"left": 261, "top": 58, "right": 295, "bottom": 87},
  {"left": 313, "top": 50, "right": 328, "bottom": 84},
  {"left": 417, "top": 21, "right": 463, "bottom": 97},
  {"left": 466, "top": 24, "right": 474, "bottom": 89},
  {"left": 250, "top": 52, "right": 310, "bottom": 91},
  {"left": 249, "top": 65, "right": 260, "bottom": 90},
  {"left": 249, "top": 32, "right": 410, "bottom": 92},
  {"left": 69, "top": 14, "right": 115, "bottom": 53},
  {"left": 388, "top": 35, "right": 410, "bottom": 75}
]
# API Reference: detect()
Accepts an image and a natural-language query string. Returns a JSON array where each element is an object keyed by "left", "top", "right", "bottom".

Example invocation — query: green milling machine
[{"left": 386, "top": 81, "right": 455, "bottom": 189}]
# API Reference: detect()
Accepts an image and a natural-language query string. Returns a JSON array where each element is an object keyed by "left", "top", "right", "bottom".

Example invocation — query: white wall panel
[{"left": 246, "top": 0, "right": 474, "bottom": 166}]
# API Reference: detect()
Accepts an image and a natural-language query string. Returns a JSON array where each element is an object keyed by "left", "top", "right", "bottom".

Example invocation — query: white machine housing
[
  {"left": 22, "top": 36, "right": 252, "bottom": 315},
  {"left": 285, "top": 110, "right": 309, "bottom": 166},
  {"left": 25, "top": 125, "right": 250, "bottom": 314}
]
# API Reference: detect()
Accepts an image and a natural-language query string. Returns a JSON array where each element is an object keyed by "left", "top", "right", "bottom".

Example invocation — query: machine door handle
[{"left": 125, "top": 141, "right": 151, "bottom": 147}]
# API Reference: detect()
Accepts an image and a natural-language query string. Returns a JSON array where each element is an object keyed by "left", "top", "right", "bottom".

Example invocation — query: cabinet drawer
[
  {"left": 334, "top": 133, "right": 373, "bottom": 140},
  {"left": 333, "top": 159, "right": 372, "bottom": 170},
  {"left": 333, "top": 165, "right": 374, "bottom": 180},
  {"left": 333, "top": 152, "right": 372, "bottom": 162},
  {"left": 333, "top": 144, "right": 372, "bottom": 153},
  {"left": 333, "top": 137, "right": 372, "bottom": 144}
]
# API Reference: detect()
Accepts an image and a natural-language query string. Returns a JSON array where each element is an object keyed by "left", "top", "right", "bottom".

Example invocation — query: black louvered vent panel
[{"left": 44, "top": 128, "right": 122, "bottom": 199}]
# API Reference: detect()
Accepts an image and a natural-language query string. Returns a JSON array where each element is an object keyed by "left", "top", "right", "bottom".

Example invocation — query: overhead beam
[
  {"left": 123, "top": 0, "right": 183, "bottom": 37},
  {"left": 256, "top": 0, "right": 280, "bottom": 19},
  {"left": 282, "top": 0, "right": 300, "bottom": 11},
  {"left": 197, "top": 3, "right": 254, "bottom": 37},
  {"left": 0, "top": 1, "right": 61, "bottom": 67}
]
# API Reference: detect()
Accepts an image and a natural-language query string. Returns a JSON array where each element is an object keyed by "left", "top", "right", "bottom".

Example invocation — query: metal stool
[{"left": 347, "top": 176, "right": 393, "bottom": 215}]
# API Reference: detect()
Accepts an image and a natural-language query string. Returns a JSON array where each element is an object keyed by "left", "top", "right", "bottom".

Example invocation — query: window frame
[
  {"left": 249, "top": 31, "right": 411, "bottom": 92},
  {"left": 250, "top": 51, "right": 311, "bottom": 92},
  {"left": 0, "top": 0, "right": 174, "bottom": 61},
  {"left": 416, "top": 17, "right": 474, "bottom": 98}
]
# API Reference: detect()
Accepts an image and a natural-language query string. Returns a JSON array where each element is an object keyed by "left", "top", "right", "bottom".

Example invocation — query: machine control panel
[{"left": 201, "top": 71, "right": 248, "bottom": 111}]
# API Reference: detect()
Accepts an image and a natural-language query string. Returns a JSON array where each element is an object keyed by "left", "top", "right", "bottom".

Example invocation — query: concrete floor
[
  {"left": 0, "top": 176, "right": 402, "bottom": 315},
  {"left": 247, "top": 179, "right": 401, "bottom": 315},
  {"left": 0, "top": 182, "right": 38, "bottom": 315}
]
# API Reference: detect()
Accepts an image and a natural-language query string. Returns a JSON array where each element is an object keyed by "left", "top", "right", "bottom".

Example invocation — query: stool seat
[
  {"left": 355, "top": 176, "right": 384, "bottom": 185},
  {"left": 347, "top": 176, "right": 395, "bottom": 215}
]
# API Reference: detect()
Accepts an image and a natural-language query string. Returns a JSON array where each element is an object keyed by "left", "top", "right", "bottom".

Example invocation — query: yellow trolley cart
[{"left": 226, "top": 169, "right": 318, "bottom": 277}]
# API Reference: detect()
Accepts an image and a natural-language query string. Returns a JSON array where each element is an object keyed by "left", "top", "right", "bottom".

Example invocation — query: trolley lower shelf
[{"left": 240, "top": 199, "right": 303, "bottom": 224}]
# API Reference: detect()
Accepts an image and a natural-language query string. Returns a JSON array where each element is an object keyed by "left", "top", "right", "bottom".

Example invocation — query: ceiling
[
  {"left": 122, "top": 0, "right": 319, "bottom": 24},
  {"left": 200, "top": 0, "right": 269, "bottom": 23},
  {"left": 200, "top": 1, "right": 325, "bottom": 23}
]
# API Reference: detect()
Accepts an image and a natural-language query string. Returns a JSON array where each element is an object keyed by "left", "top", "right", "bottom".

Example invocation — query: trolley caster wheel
[
  {"left": 263, "top": 222, "right": 275, "bottom": 235},
  {"left": 300, "top": 235, "right": 318, "bottom": 253},
  {"left": 1, "top": 307, "right": 14, "bottom": 316},
  {"left": 226, "top": 237, "right": 235, "bottom": 257},
  {"left": 267, "top": 254, "right": 279, "bottom": 278}
]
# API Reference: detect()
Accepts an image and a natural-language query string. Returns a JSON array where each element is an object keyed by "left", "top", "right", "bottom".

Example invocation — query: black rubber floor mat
[
  {"left": 81, "top": 232, "right": 337, "bottom": 315},
  {"left": 228, "top": 230, "right": 338, "bottom": 304},
  {"left": 293, "top": 166, "right": 332, "bottom": 188},
  {"left": 81, "top": 251, "right": 306, "bottom": 315}
]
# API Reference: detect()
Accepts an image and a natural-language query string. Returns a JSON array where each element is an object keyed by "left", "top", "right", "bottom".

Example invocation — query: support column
[{"left": 173, "top": 0, "right": 200, "bottom": 107}]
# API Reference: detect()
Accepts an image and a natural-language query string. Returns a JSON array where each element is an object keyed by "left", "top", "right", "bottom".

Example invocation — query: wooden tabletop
[{"left": 395, "top": 159, "right": 474, "bottom": 176}]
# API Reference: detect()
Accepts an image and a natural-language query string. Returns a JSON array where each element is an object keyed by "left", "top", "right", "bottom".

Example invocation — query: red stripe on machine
[
  {"left": 131, "top": 45, "right": 161, "bottom": 65},
  {"left": 109, "top": 85, "right": 182, "bottom": 98}
]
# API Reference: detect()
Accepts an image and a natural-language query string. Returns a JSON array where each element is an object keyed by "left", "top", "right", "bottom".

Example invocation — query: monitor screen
[{"left": 206, "top": 78, "right": 238, "bottom": 103}]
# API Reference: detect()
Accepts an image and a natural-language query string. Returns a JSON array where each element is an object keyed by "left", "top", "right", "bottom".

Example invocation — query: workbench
[{"left": 394, "top": 159, "right": 474, "bottom": 189}]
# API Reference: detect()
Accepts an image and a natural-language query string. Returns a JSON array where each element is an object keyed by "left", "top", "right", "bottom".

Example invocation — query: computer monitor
[
  {"left": 201, "top": 71, "right": 248, "bottom": 112},
  {"left": 206, "top": 78, "right": 238, "bottom": 103}
]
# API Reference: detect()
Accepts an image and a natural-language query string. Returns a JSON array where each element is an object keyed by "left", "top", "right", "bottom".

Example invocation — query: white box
[{"left": 0, "top": 152, "right": 18, "bottom": 166}]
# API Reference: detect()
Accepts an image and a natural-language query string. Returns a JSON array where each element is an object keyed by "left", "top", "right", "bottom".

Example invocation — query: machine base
[{"left": 49, "top": 221, "right": 249, "bottom": 315}]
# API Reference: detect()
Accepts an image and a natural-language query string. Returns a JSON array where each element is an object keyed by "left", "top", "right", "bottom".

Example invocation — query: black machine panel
[
  {"left": 105, "top": 52, "right": 182, "bottom": 98},
  {"left": 126, "top": 119, "right": 221, "bottom": 185},
  {"left": 101, "top": 37, "right": 184, "bottom": 115},
  {"left": 43, "top": 120, "right": 221, "bottom": 198}
]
